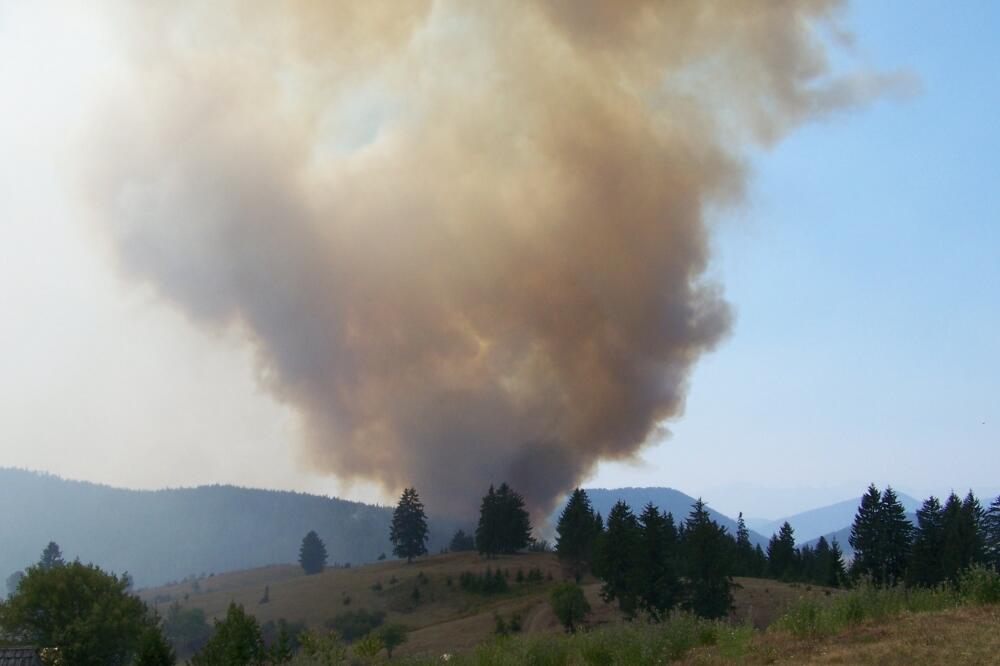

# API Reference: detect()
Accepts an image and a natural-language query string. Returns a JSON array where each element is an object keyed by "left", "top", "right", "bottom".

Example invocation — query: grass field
[{"left": 138, "top": 552, "right": 842, "bottom": 659}]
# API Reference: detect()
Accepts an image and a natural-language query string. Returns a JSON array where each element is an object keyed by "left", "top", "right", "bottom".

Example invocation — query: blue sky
[{"left": 592, "top": 1, "right": 999, "bottom": 516}]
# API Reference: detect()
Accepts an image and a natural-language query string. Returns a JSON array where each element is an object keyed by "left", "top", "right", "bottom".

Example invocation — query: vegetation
[
  {"left": 475, "top": 483, "right": 532, "bottom": 557},
  {"left": 549, "top": 582, "right": 591, "bottom": 632},
  {"left": 162, "top": 602, "right": 212, "bottom": 654},
  {"left": 298, "top": 531, "right": 328, "bottom": 575},
  {"left": 325, "top": 609, "right": 385, "bottom": 642},
  {"left": 0, "top": 560, "right": 170, "bottom": 665},
  {"left": 391, "top": 488, "right": 429, "bottom": 563},
  {"left": 554, "top": 488, "right": 601, "bottom": 581},
  {"left": 448, "top": 529, "right": 475, "bottom": 552}
]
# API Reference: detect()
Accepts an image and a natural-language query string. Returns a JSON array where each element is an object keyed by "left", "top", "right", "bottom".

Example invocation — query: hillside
[
  {"left": 583, "top": 487, "right": 770, "bottom": 547},
  {"left": 0, "top": 468, "right": 460, "bottom": 587},
  {"left": 139, "top": 550, "right": 837, "bottom": 659}
]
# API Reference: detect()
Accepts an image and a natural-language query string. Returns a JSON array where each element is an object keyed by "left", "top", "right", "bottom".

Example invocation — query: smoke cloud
[{"left": 84, "top": 0, "right": 885, "bottom": 515}]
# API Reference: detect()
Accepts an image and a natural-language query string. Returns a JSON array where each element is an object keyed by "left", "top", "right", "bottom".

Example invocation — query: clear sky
[{"left": 0, "top": 2, "right": 996, "bottom": 519}]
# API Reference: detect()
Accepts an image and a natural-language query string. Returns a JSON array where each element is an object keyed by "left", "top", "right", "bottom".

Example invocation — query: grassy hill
[{"left": 139, "top": 551, "right": 838, "bottom": 659}]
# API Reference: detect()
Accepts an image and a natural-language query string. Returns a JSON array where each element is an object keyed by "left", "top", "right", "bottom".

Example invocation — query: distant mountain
[
  {"left": 580, "top": 487, "right": 769, "bottom": 548},
  {"left": 753, "top": 492, "right": 922, "bottom": 546},
  {"left": 0, "top": 469, "right": 461, "bottom": 588}
]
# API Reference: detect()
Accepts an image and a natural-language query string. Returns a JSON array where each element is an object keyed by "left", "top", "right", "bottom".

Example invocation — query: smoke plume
[{"left": 85, "top": 0, "right": 883, "bottom": 515}]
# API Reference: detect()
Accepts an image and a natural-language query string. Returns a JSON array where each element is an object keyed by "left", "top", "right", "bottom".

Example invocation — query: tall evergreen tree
[
  {"left": 908, "top": 496, "right": 945, "bottom": 587},
  {"left": 390, "top": 487, "right": 429, "bottom": 563},
  {"left": 449, "top": 529, "right": 475, "bottom": 552},
  {"left": 812, "top": 537, "right": 832, "bottom": 585},
  {"left": 733, "top": 513, "right": 756, "bottom": 577},
  {"left": 594, "top": 501, "right": 642, "bottom": 618},
  {"left": 476, "top": 485, "right": 500, "bottom": 558},
  {"left": 828, "top": 539, "right": 847, "bottom": 588},
  {"left": 879, "top": 486, "right": 913, "bottom": 587},
  {"left": 681, "top": 499, "right": 733, "bottom": 619},
  {"left": 38, "top": 542, "right": 64, "bottom": 570},
  {"left": 298, "top": 531, "right": 328, "bottom": 575},
  {"left": 962, "top": 491, "right": 986, "bottom": 564},
  {"left": 850, "top": 484, "right": 883, "bottom": 584},
  {"left": 985, "top": 495, "right": 1000, "bottom": 571},
  {"left": 475, "top": 483, "right": 532, "bottom": 557},
  {"left": 940, "top": 492, "right": 966, "bottom": 583},
  {"left": 555, "top": 488, "right": 600, "bottom": 581},
  {"left": 767, "top": 522, "right": 797, "bottom": 580},
  {"left": 636, "top": 503, "right": 682, "bottom": 620}
]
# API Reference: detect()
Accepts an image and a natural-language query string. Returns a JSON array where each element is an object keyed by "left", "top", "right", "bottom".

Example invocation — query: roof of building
[{"left": 0, "top": 647, "right": 43, "bottom": 666}]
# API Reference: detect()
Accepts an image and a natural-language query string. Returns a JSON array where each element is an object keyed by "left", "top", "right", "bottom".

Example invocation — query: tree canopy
[
  {"left": 475, "top": 483, "right": 532, "bottom": 557},
  {"left": 390, "top": 487, "right": 429, "bottom": 563},
  {"left": 298, "top": 530, "right": 328, "bottom": 575}
]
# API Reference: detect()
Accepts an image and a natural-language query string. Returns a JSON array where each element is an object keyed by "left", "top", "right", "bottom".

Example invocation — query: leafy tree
[
  {"left": 908, "top": 496, "right": 945, "bottom": 587},
  {"left": 985, "top": 495, "right": 1000, "bottom": 571},
  {"left": 555, "top": 488, "right": 600, "bottom": 581},
  {"left": 5, "top": 570, "right": 24, "bottom": 598},
  {"left": 162, "top": 602, "right": 212, "bottom": 655},
  {"left": 594, "top": 500, "right": 642, "bottom": 618},
  {"left": 879, "top": 486, "right": 914, "bottom": 587},
  {"left": 299, "top": 630, "right": 347, "bottom": 665},
  {"left": 0, "top": 561, "right": 166, "bottom": 665},
  {"left": 767, "top": 522, "right": 797, "bottom": 580},
  {"left": 549, "top": 582, "right": 591, "bottom": 633},
  {"left": 38, "top": 541, "right": 64, "bottom": 570},
  {"left": 682, "top": 499, "right": 733, "bottom": 619},
  {"left": 636, "top": 503, "right": 682, "bottom": 619},
  {"left": 850, "top": 484, "right": 883, "bottom": 584},
  {"left": 448, "top": 529, "right": 475, "bottom": 552},
  {"left": 378, "top": 623, "right": 409, "bottom": 658},
  {"left": 352, "top": 633, "right": 384, "bottom": 659},
  {"left": 191, "top": 603, "right": 266, "bottom": 665},
  {"left": 390, "top": 487, "right": 429, "bottom": 563},
  {"left": 299, "top": 530, "right": 328, "bottom": 575}
]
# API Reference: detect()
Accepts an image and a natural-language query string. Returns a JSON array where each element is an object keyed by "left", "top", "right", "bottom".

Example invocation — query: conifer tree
[
  {"left": 390, "top": 487, "right": 429, "bottom": 563},
  {"left": 879, "top": 486, "right": 913, "bottom": 587},
  {"left": 476, "top": 485, "right": 500, "bottom": 557},
  {"left": 496, "top": 482, "right": 532, "bottom": 553},
  {"left": 636, "top": 503, "right": 682, "bottom": 620},
  {"left": 555, "top": 488, "right": 600, "bottom": 581},
  {"left": 767, "top": 522, "right": 797, "bottom": 580},
  {"left": 961, "top": 491, "right": 986, "bottom": 564},
  {"left": 681, "top": 499, "right": 733, "bottom": 619},
  {"left": 449, "top": 529, "right": 475, "bottom": 552},
  {"left": 733, "top": 513, "right": 756, "bottom": 577},
  {"left": 299, "top": 530, "right": 328, "bottom": 575},
  {"left": 812, "top": 537, "right": 832, "bottom": 585},
  {"left": 908, "top": 496, "right": 945, "bottom": 587},
  {"left": 594, "top": 501, "right": 642, "bottom": 618},
  {"left": 38, "top": 542, "right": 64, "bottom": 570},
  {"left": 752, "top": 544, "right": 768, "bottom": 578},
  {"left": 940, "top": 492, "right": 966, "bottom": 583},
  {"left": 985, "top": 495, "right": 1000, "bottom": 571},
  {"left": 828, "top": 539, "right": 847, "bottom": 588},
  {"left": 850, "top": 484, "right": 883, "bottom": 584}
]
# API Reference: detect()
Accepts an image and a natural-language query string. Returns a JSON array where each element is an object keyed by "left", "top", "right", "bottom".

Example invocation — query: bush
[
  {"left": 458, "top": 568, "right": 509, "bottom": 595},
  {"left": 326, "top": 609, "right": 385, "bottom": 642},
  {"left": 960, "top": 565, "right": 1000, "bottom": 604},
  {"left": 550, "top": 582, "right": 591, "bottom": 632}
]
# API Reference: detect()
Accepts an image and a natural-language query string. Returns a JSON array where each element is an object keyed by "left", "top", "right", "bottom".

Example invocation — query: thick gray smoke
[{"left": 85, "top": 0, "right": 890, "bottom": 515}]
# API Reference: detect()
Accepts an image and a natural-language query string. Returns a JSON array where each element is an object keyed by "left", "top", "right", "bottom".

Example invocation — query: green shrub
[
  {"left": 960, "top": 565, "right": 1000, "bottom": 604},
  {"left": 325, "top": 609, "right": 385, "bottom": 642}
]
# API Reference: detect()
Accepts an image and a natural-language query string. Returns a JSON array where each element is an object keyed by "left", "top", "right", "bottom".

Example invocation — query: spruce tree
[
  {"left": 636, "top": 503, "right": 682, "bottom": 620},
  {"left": 390, "top": 487, "right": 429, "bottom": 563},
  {"left": 38, "top": 542, "right": 64, "bottom": 570},
  {"left": 476, "top": 485, "right": 500, "bottom": 558},
  {"left": 908, "top": 496, "right": 945, "bottom": 587},
  {"left": 985, "top": 495, "right": 1000, "bottom": 571},
  {"left": 961, "top": 491, "right": 986, "bottom": 564},
  {"left": 594, "top": 501, "right": 642, "bottom": 618},
  {"left": 940, "top": 492, "right": 966, "bottom": 583},
  {"left": 555, "top": 488, "right": 600, "bottom": 581},
  {"left": 850, "top": 484, "right": 883, "bottom": 584},
  {"left": 449, "top": 529, "right": 475, "bottom": 552},
  {"left": 681, "top": 499, "right": 733, "bottom": 619},
  {"left": 828, "top": 539, "right": 847, "bottom": 588},
  {"left": 733, "top": 513, "right": 755, "bottom": 577},
  {"left": 812, "top": 537, "right": 832, "bottom": 586},
  {"left": 495, "top": 483, "right": 532, "bottom": 553},
  {"left": 767, "top": 522, "right": 797, "bottom": 580},
  {"left": 298, "top": 531, "right": 328, "bottom": 575},
  {"left": 879, "top": 486, "right": 913, "bottom": 587}
]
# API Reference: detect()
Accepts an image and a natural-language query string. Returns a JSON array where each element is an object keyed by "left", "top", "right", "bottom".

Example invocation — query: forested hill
[
  {"left": 0, "top": 469, "right": 458, "bottom": 588},
  {"left": 582, "top": 487, "right": 769, "bottom": 548}
]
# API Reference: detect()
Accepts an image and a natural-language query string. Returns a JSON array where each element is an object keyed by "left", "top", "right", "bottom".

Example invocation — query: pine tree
[
  {"left": 636, "top": 503, "right": 682, "bottom": 620},
  {"left": 940, "top": 492, "right": 966, "bottom": 583},
  {"left": 850, "top": 484, "right": 883, "bottom": 585},
  {"left": 961, "top": 491, "right": 986, "bottom": 565},
  {"left": 752, "top": 544, "right": 768, "bottom": 578},
  {"left": 298, "top": 531, "right": 328, "bottom": 575},
  {"left": 908, "top": 496, "right": 945, "bottom": 587},
  {"left": 390, "top": 487, "right": 429, "bottom": 563},
  {"left": 555, "top": 488, "right": 600, "bottom": 581},
  {"left": 495, "top": 483, "right": 532, "bottom": 553},
  {"left": 733, "top": 513, "right": 756, "bottom": 577},
  {"left": 594, "top": 500, "right": 642, "bottom": 618},
  {"left": 476, "top": 485, "right": 500, "bottom": 558},
  {"left": 681, "top": 499, "right": 733, "bottom": 619},
  {"left": 38, "top": 542, "right": 64, "bottom": 570},
  {"left": 879, "top": 486, "right": 913, "bottom": 587},
  {"left": 985, "top": 495, "right": 1000, "bottom": 571},
  {"left": 828, "top": 539, "right": 847, "bottom": 588},
  {"left": 812, "top": 537, "right": 832, "bottom": 586},
  {"left": 767, "top": 522, "right": 797, "bottom": 580}
]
